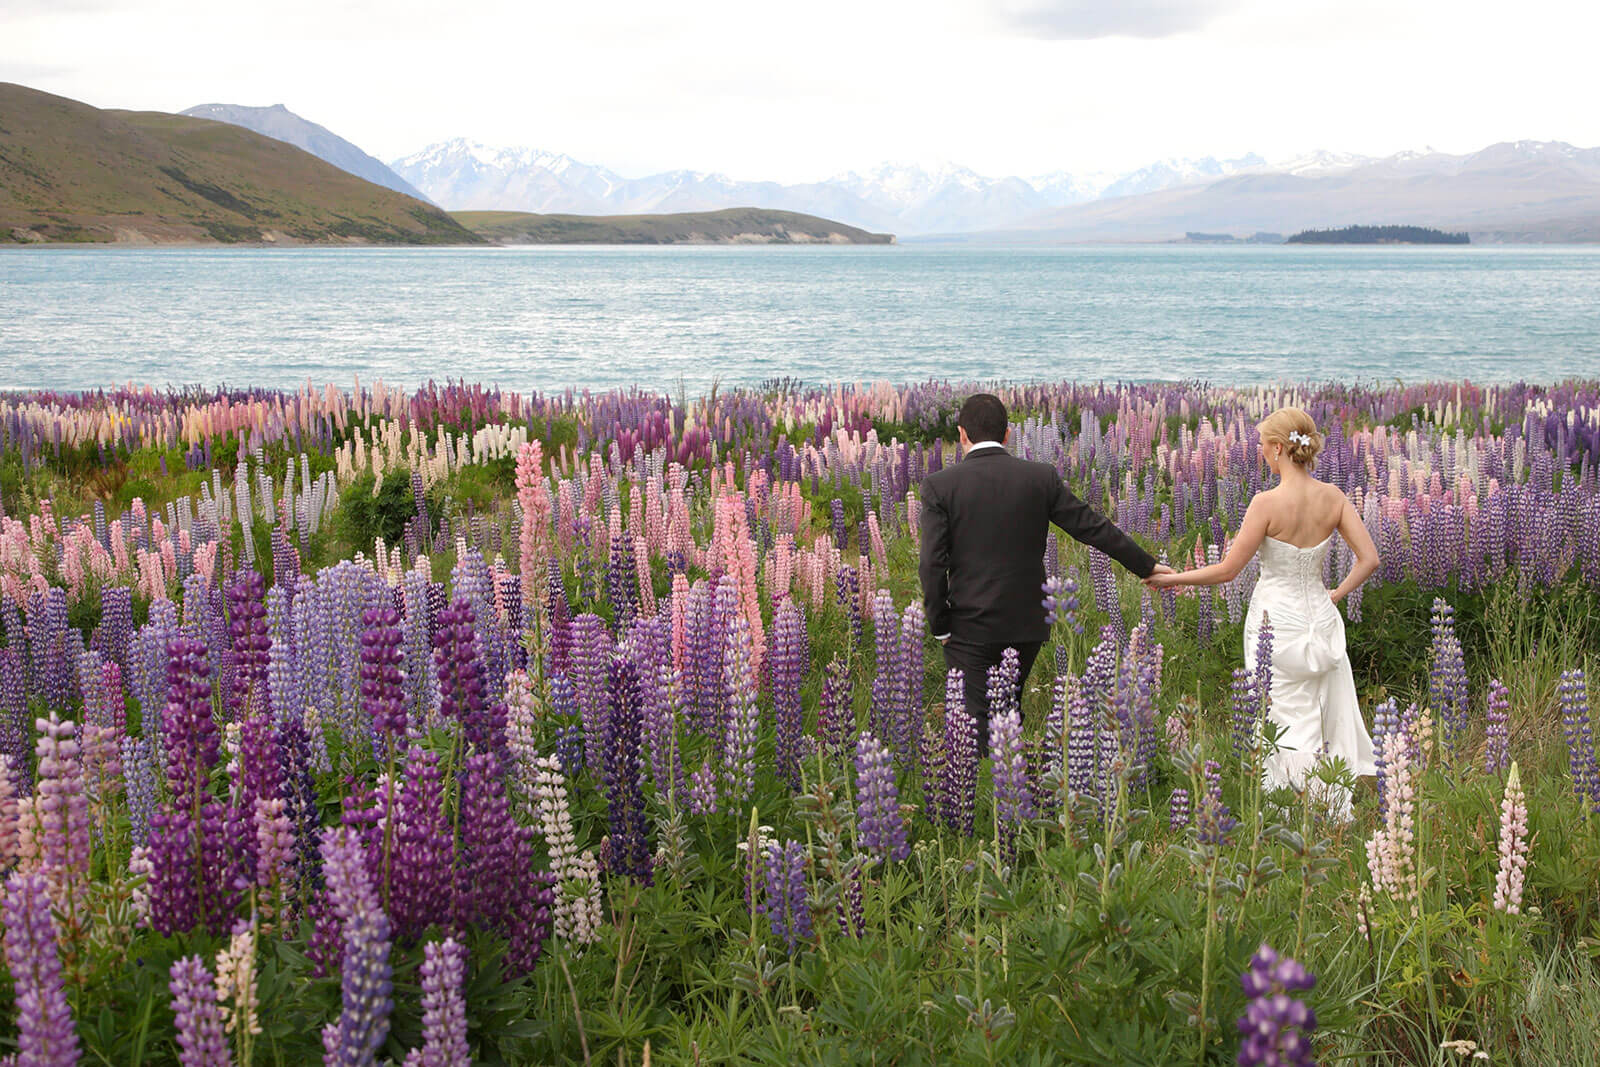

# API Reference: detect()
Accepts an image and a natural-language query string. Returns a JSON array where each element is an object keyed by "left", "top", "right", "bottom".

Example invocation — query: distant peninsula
[
  {"left": 1286, "top": 225, "right": 1469, "bottom": 245},
  {"left": 0, "top": 83, "right": 477, "bottom": 245},
  {"left": 452, "top": 208, "right": 894, "bottom": 245}
]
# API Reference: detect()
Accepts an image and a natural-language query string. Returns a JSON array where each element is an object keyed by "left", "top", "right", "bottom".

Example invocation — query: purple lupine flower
[
  {"left": 398, "top": 570, "right": 436, "bottom": 732},
  {"left": 761, "top": 840, "right": 813, "bottom": 954},
  {"left": 771, "top": 600, "right": 806, "bottom": 790},
  {"left": 602, "top": 656, "right": 653, "bottom": 883},
  {"left": 406, "top": 938, "right": 470, "bottom": 1067},
  {"left": 1042, "top": 573, "right": 1082, "bottom": 634},
  {"left": 0, "top": 648, "right": 28, "bottom": 786},
  {"left": 123, "top": 736, "right": 158, "bottom": 850},
  {"left": 228, "top": 712, "right": 284, "bottom": 892},
  {"left": 1089, "top": 550, "right": 1123, "bottom": 649},
  {"left": 1371, "top": 698, "right": 1400, "bottom": 813},
  {"left": 320, "top": 828, "right": 394, "bottom": 1067},
  {"left": 990, "top": 707, "right": 1036, "bottom": 861},
  {"left": 163, "top": 636, "right": 220, "bottom": 806},
  {"left": 34, "top": 713, "right": 92, "bottom": 909},
  {"left": 544, "top": 559, "right": 573, "bottom": 676},
  {"left": 570, "top": 612, "right": 613, "bottom": 770},
  {"left": 1252, "top": 613, "right": 1274, "bottom": 729},
  {"left": 225, "top": 568, "right": 270, "bottom": 720},
  {"left": 835, "top": 565, "right": 862, "bottom": 648},
  {"left": 274, "top": 714, "right": 322, "bottom": 888},
  {"left": 1485, "top": 678, "right": 1511, "bottom": 775},
  {"left": 1196, "top": 760, "right": 1237, "bottom": 846},
  {"left": 168, "top": 954, "right": 231, "bottom": 1067},
  {"left": 1236, "top": 943, "right": 1317, "bottom": 1067},
  {"left": 1170, "top": 787, "right": 1191, "bottom": 831},
  {"left": 549, "top": 672, "right": 584, "bottom": 777},
  {"left": 853, "top": 731, "right": 909, "bottom": 862},
  {"left": 829, "top": 498, "right": 848, "bottom": 551},
  {"left": 359, "top": 607, "right": 406, "bottom": 754},
  {"left": 454, "top": 751, "right": 522, "bottom": 930},
  {"left": 433, "top": 600, "right": 505, "bottom": 758},
  {"left": 869, "top": 590, "right": 899, "bottom": 749},
  {"left": 391, "top": 747, "right": 453, "bottom": 942},
  {"left": 1560, "top": 669, "right": 1599, "bottom": 810},
  {"left": 838, "top": 856, "right": 865, "bottom": 939},
  {"left": 3, "top": 870, "right": 80, "bottom": 1067},
  {"left": 503, "top": 868, "right": 556, "bottom": 978},
  {"left": 940, "top": 669, "right": 978, "bottom": 837},
  {"left": 1230, "top": 669, "right": 1258, "bottom": 762},
  {"left": 817, "top": 656, "right": 853, "bottom": 755}
]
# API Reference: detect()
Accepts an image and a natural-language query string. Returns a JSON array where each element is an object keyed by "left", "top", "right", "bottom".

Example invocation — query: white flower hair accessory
[{"left": 1288, "top": 431, "right": 1312, "bottom": 446}]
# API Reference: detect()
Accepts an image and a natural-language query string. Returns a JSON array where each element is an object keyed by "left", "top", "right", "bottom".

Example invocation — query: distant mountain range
[
  {"left": 454, "top": 207, "right": 893, "bottom": 245},
  {"left": 387, "top": 138, "right": 1600, "bottom": 242},
  {"left": 388, "top": 141, "right": 1289, "bottom": 235},
  {"left": 180, "top": 103, "right": 432, "bottom": 204}
]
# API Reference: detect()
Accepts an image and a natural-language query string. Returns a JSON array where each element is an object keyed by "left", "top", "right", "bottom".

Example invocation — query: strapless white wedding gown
[{"left": 1244, "top": 535, "right": 1377, "bottom": 820}]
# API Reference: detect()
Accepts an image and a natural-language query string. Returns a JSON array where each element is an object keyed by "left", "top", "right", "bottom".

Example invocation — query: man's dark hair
[{"left": 958, "top": 393, "right": 1008, "bottom": 444}]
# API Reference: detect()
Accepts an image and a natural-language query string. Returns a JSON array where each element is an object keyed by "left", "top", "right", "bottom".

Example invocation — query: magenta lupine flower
[
  {"left": 603, "top": 657, "right": 653, "bottom": 883},
  {"left": 989, "top": 707, "right": 1036, "bottom": 861},
  {"left": 853, "top": 731, "right": 909, "bottom": 863},
  {"left": 940, "top": 670, "right": 977, "bottom": 837},
  {"left": 761, "top": 840, "right": 813, "bottom": 954},
  {"left": 168, "top": 954, "right": 231, "bottom": 1067},
  {"left": 771, "top": 600, "right": 806, "bottom": 790},
  {"left": 359, "top": 607, "right": 407, "bottom": 753},
  {"left": 320, "top": 828, "right": 394, "bottom": 1067},
  {"left": 1236, "top": 944, "right": 1317, "bottom": 1067},
  {"left": 405, "top": 938, "right": 470, "bottom": 1067},
  {"left": 1484, "top": 678, "right": 1510, "bottom": 775},
  {"left": 1493, "top": 763, "right": 1530, "bottom": 915},
  {"left": 3, "top": 870, "right": 80, "bottom": 1067},
  {"left": 391, "top": 747, "right": 453, "bottom": 942}
]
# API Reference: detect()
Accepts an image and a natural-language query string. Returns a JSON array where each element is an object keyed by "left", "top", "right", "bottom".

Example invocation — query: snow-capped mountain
[{"left": 388, "top": 139, "right": 1600, "bottom": 237}]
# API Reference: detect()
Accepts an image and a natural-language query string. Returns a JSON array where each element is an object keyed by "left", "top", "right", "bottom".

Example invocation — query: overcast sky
[{"left": 4, "top": 0, "right": 1596, "bottom": 182}]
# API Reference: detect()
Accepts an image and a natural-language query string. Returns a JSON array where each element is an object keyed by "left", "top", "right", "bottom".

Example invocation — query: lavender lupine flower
[
  {"left": 548, "top": 672, "right": 584, "bottom": 777},
  {"left": 1429, "top": 599, "right": 1470, "bottom": 750},
  {"left": 830, "top": 498, "right": 848, "bottom": 551},
  {"left": 34, "top": 714, "right": 91, "bottom": 912},
  {"left": 99, "top": 585, "right": 134, "bottom": 675},
  {"left": 817, "top": 656, "right": 853, "bottom": 755},
  {"left": 835, "top": 565, "right": 863, "bottom": 648},
  {"left": 1371, "top": 698, "right": 1401, "bottom": 813},
  {"left": 687, "top": 759, "right": 719, "bottom": 817},
  {"left": 359, "top": 608, "right": 406, "bottom": 754},
  {"left": 1484, "top": 678, "right": 1510, "bottom": 775},
  {"left": 1090, "top": 550, "right": 1123, "bottom": 648},
  {"left": 897, "top": 601, "right": 926, "bottom": 770},
  {"left": 571, "top": 613, "right": 613, "bottom": 770},
  {"left": 1236, "top": 944, "right": 1317, "bottom": 1067},
  {"left": 168, "top": 955, "right": 231, "bottom": 1067},
  {"left": 404, "top": 938, "right": 470, "bottom": 1067},
  {"left": 391, "top": 747, "right": 453, "bottom": 942},
  {"left": 320, "top": 828, "right": 394, "bottom": 1067},
  {"left": 1170, "top": 788, "right": 1191, "bottom": 831},
  {"left": 123, "top": 736, "right": 158, "bottom": 850},
  {"left": 984, "top": 646, "right": 1022, "bottom": 758},
  {"left": 1230, "top": 669, "right": 1259, "bottom": 762},
  {"left": 770, "top": 600, "right": 806, "bottom": 790},
  {"left": 989, "top": 707, "right": 1036, "bottom": 861},
  {"left": 225, "top": 568, "right": 270, "bottom": 720},
  {"left": 603, "top": 657, "right": 653, "bottom": 883},
  {"left": 761, "top": 840, "right": 813, "bottom": 954},
  {"left": 853, "top": 731, "right": 909, "bottom": 862},
  {"left": 1042, "top": 573, "right": 1082, "bottom": 634},
  {"left": 940, "top": 670, "right": 977, "bottom": 837},
  {"left": 1251, "top": 613, "right": 1274, "bottom": 728},
  {"left": 1560, "top": 669, "right": 1599, "bottom": 810},
  {"left": 869, "top": 590, "right": 900, "bottom": 750},
  {"left": 721, "top": 617, "right": 758, "bottom": 804},
  {"left": 3, "top": 870, "right": 81, "bottom": 1067},
  {"left": 1493, "top": 762, "right": 1530, "bottom": 915},
  {"left": 0, "top": 648, "right": 28, "bottom": 786},
  {"left": 163, "top": 636, "right": 221, "bottom": 806}
]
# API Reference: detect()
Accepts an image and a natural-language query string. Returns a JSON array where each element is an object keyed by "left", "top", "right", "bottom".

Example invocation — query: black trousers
[{"left": 942, "top": 637, "right": 1044, "bottom": 757}]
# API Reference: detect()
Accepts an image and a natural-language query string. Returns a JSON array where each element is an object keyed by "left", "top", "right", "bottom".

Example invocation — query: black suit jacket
[{"left": 918, "top": 447, "right": 1157, "bottom": 643}]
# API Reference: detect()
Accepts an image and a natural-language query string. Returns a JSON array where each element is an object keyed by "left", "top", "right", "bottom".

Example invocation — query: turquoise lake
[{"left": 3, "top": 244, "right": 1598, "bottom": 392}]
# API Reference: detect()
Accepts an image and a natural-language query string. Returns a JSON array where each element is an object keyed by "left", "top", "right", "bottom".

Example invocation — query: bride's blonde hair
[{"left": 1258, "top": 407, "right": 1322, "bottom": 468}]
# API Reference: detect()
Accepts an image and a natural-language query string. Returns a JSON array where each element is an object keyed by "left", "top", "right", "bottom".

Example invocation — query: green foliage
[{"left": 334, "top": 468, "right": 416, "bottom": 552}]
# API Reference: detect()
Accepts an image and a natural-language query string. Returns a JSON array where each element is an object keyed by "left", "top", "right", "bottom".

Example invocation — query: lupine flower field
[{"left": 0, "top": 377, "right": 1598, "bottom": 1064}]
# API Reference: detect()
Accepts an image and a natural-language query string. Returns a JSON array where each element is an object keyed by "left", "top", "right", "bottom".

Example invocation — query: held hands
[{"left": 1144, "top": 563, "right": 1182, "bottom": 590}]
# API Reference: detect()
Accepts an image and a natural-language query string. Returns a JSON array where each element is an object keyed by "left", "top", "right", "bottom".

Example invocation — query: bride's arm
[
  {"left": 1149, "top": 498, "right": 1270, "bottom": 588},
  {"left": 1330, "top": 496, "right": 1379, "bottom": 604}
]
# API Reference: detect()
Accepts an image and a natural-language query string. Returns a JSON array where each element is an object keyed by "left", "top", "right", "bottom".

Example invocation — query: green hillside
[
  {"left": 0, "top": 83, "right": 480, "bottom": 245},
  {"left": 453, "top": 207, "right": 895, "bottom": 244}
]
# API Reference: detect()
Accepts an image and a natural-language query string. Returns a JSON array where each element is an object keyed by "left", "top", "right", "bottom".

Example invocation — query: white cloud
[{"left": 988, "top": 0, "right": 1243, "bottom": 39}]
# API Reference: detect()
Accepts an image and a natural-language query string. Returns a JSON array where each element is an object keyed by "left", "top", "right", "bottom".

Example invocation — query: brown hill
[
  {"left": 0, "top": 83, "right": 479, "bottom": 245},
  {"left": 454, "top": 207, "right": 894, "bottom": 244}
]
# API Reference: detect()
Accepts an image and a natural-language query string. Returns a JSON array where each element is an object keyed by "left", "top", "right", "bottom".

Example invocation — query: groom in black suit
[{"left": 918, "top": 393, "right": 1169, "bottom": 755}]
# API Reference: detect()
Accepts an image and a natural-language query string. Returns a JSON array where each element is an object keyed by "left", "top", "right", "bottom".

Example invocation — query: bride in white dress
[{"left": 1149, "top": 407, "right": 1379, "bottom": 818}]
